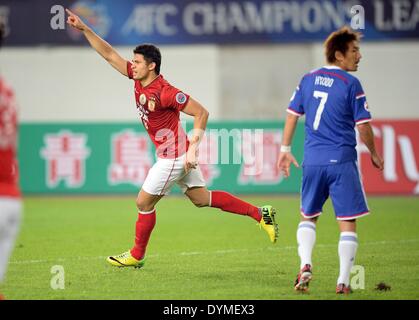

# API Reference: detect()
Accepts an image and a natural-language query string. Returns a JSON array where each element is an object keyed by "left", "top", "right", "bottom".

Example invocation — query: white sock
[
  {"left": 337, "top": 232, "right": 358, "bottom": 286},
  {"left": 297, "top": 221, "right": 316, "bottom": 269}
]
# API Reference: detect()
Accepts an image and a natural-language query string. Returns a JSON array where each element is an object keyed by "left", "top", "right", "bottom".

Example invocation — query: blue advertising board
[{"left": 1, "top": 0, "right": 419, "bottom": 46}]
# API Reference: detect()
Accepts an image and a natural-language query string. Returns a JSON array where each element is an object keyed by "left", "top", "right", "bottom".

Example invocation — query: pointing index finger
[{"left": 65, "top": 8, "right": 75, "bottom": 16}]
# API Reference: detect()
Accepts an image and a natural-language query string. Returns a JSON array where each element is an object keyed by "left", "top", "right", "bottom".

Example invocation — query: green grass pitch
[{"left": 2, "top": 195, "right": 419, "bottom": 300}]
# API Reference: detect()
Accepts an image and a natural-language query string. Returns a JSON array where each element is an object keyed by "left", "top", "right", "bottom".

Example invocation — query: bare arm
[
  {"left": 357, "top": 122, "right": 384, "bottom": 170},
  {"left": 277, "top": 113, "right": 300, "bottom": 178},
  {"left": 181, "top": 98, "right": 209, "bottom": 172},
  {"left": 281, "top": 113, "right": 299, "bottom": 146},
  {"left": 66, "top": 9, "right": 128, "bottom": 77}
]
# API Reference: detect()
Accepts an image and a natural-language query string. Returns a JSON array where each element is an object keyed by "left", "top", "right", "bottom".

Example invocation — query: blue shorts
[{"left": 300, "top": 161, "right": 369, "bottom": 220}]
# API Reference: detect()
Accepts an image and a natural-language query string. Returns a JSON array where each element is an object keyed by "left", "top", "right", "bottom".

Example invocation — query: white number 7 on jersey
[{"left": 313, "top": 91, "right": 328, "bottom": 130}]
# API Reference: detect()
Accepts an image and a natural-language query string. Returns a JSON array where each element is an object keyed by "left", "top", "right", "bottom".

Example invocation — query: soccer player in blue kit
[{"left": 277, "top": 27, "right": 384, "bottom": 294}]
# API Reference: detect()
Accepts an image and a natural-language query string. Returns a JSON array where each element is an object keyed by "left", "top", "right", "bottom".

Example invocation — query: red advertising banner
[{"left": 357, "top": 120, "right": 419, "bottom": 195}]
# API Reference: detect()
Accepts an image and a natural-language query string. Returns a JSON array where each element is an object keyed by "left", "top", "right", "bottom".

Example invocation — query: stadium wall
[
  {"left": 1, "top": 42, "right": 418, "bottom": 122},
  {"left": 0, "top": 45, "right": 220, "bottom": 122}
]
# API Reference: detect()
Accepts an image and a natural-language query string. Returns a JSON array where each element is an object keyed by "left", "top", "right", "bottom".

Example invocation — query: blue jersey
[{"left": 288, "top": 66, "right": 371, "bottom": 166}]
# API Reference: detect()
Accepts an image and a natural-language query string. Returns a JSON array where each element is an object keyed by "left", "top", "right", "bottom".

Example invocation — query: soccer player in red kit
[
  {"left": 66, "top": 9, "right": 279, "bottom": 268},
  {"left": 0, "top": 24, "right": 22, "bottom": 298}
]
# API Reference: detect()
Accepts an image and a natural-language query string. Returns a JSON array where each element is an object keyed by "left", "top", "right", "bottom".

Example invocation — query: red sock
[
  {"left": 130, "top": 209, "right": 156, "bottom": 260},
  {"left": 210, "top": 190, "right": 261, "bottom": 222}
]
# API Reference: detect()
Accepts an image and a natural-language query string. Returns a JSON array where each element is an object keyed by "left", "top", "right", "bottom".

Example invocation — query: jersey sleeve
[
  {"left": 287, "top": 78, "right": 305, "bottom": 117},
  {"left": 349, "top": 78, "right": 371, "bottom": 124},
  {"left": 160, "top": 85, "right": 190, "bottom": 111},
  {"left": 127, "top": 61, "right": 134, "bottom": 79}
]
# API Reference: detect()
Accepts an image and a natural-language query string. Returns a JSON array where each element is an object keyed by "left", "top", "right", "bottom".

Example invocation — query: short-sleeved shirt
[
  {"left": 0, "top": 77, "right": 21, "bottom": 198},
  {"left": 127, "top": 62, "right": 190, "bottom": 159},
  {"left": 288, "top": 66, "right": 371, "bottom": 165}
]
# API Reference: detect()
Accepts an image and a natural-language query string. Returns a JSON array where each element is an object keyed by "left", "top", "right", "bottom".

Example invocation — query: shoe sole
[
  {"left": 336, "top": 283, "right": 352, "bottom": 294},
  {"left": 294, "top": 272, "right": 312, "bottom": 292},
  {"left": 336, "top": 289, "right": 352, "bottom": 294},
  {"left": 270, "top": 208, "right": 279, "bottom": 243},
  {"left": 107, "top": 257, "right": 145, "bottom": 269}
]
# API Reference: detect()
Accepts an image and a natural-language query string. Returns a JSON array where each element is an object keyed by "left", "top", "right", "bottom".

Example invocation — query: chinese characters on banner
[
  {"left": 108, "top": 130, "right": 153, "bottom": 186},
  {"left": 36, "top": 120, "right": 418, "bottom": 194},
  {"left": 41, "top": 131, "right": 90, "bottom": 188},
  {"left": 38, "top": 128, "right": 286, "bottom": 190}
]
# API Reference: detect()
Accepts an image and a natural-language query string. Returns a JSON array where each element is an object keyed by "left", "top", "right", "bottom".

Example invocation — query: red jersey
[
  {"left": 127, "top": 62, "right": 190, "bottom": 159},
  {"left": 0, "top": 77, "right": 20, "bottom": 198}
]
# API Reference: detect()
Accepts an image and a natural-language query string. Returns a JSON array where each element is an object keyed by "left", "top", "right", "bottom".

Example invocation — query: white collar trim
[{"left": 323, "top": 65, "right": 342, "bottom": 70}]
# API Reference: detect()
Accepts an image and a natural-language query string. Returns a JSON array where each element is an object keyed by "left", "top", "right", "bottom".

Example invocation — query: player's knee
[{"left": 136, "top": 199, "right": 154, "bottom": 212}]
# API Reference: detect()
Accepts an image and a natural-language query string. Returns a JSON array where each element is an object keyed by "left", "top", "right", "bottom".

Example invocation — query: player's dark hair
[
  {"left": 324, "top": 26, "right": 362, "bottom": 63},
  {"left": 133, "top": 44, "right": 162, "bottom": 75}
]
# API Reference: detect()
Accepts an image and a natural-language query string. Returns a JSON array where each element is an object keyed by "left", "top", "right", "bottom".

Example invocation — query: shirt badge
[
  {"left": 176, "top": 92, "right": 187, "bottom": 104},
  {"left": 148, "top": 96, "right": 156, "bottom": 112}
]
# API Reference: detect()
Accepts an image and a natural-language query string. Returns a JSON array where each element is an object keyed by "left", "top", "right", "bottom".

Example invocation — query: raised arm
[
  {"left": 357, "top": 122, "right": 384, "bottom": 170},
  {"left": 66, "top": 9, "right": 128, "bottom": 77},
  {"left": 181, "top": 98, "right": 209, "bottom": 172}
]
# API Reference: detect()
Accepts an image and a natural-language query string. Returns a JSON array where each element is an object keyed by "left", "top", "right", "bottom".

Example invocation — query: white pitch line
[
  {"left": 180, "top": 251, "right": 203, "bottom": 256},
  {"left": 9, "top": 238, "right": 419, "bottom": 265}
]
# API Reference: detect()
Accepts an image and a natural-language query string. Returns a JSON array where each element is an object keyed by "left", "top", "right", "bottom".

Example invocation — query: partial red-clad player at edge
[
  {"left": 66, "top": 9, "right": 279, "bottom": 268},
  {"left": 0, "top": 23, "right": 22, "bottom": 299}
]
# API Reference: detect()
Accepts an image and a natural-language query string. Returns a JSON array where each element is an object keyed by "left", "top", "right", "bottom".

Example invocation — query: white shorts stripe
[
  {"left": 337, "top": 211, "right": 370, "bottom": 220},
  {"left": 158, "top": 159, "right": 176, "bottom": 196},
  {"left": 300, "top": 210, "right": 322, "bottom": 219},
  {"left": 356, "top": 160, "right": 369, "bottom": 212}
]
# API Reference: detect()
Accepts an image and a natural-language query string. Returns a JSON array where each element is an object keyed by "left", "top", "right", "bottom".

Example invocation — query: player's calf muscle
[
  {"left": 185, "top": 188, "right": 210, "bottom": 208},
  {"left": 189, "top": 198, "right": 208, "bottom": 208}
]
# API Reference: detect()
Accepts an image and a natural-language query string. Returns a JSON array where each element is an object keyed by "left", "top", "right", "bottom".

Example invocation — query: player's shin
[
  {"left": 210, "top": 190, "right": 261, "bottom": 222},
  {"left": 337, "top": 232, "right": 358, "bottom": 286},
  {"left": 297, "top": 221, "right": 316, "bottom": 268},
  {"left": 130, "top": 209, "right": 156, "bottom": 260}
]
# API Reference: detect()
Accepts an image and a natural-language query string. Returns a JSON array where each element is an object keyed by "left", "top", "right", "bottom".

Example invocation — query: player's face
[
  {"left": 131, "top": 54, "right": 154, "bottom": 80},
  {"left": 341, "top": 41, "right": 362, "bottom": 72}
]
